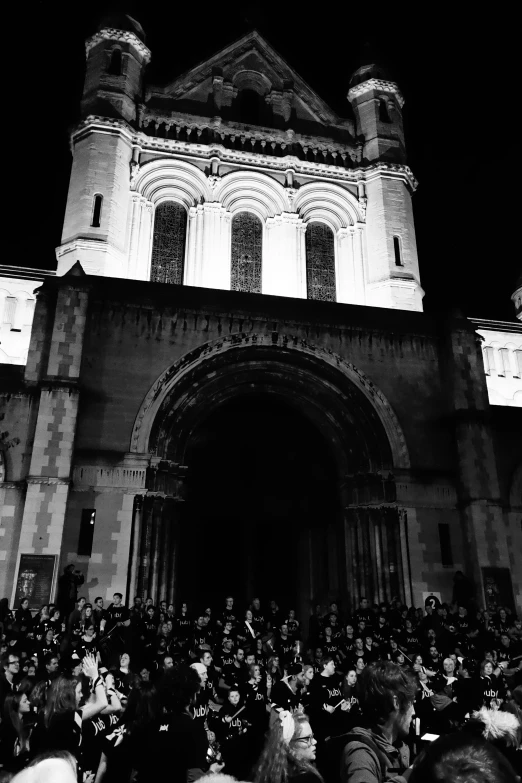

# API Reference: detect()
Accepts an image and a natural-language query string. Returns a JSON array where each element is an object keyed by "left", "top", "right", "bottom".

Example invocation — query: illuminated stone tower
[
  {"left": 57, "top": 14, "right": 151, "bottom": 277},
  {"left": 348, "top": 64, "right": 423, "bottom": 310}
]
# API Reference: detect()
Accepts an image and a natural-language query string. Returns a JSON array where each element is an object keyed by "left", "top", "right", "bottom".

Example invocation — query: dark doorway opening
[{"left": 179, "top": 394, "right": 339, "bottom": 619}]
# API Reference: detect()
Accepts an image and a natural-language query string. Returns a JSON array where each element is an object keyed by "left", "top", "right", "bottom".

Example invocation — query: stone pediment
[{"left": 146, "top": 31, "right": 346, "bottom": 132}]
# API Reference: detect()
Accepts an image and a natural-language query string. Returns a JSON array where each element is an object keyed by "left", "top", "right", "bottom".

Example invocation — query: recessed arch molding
[{"left": 130, "top": 333, "right": 410, "bottom": 473}]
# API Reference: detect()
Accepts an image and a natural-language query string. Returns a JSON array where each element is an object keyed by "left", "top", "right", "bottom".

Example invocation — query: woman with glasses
[{"left": 254, "top": 709, "right": 323, "bottom": 782}]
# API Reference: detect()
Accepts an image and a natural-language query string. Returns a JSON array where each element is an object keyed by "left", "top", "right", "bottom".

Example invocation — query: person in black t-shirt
[
  {"left": 104, "top": 593, "right": 130, "bottom": 658},
  {"left": 221, "top": 648, "right": 247, "bottom": 692}
]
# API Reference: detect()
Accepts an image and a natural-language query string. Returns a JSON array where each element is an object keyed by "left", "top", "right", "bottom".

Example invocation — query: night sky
[{"left": 13, "top": 2, "right": 519, "bottom": 322}]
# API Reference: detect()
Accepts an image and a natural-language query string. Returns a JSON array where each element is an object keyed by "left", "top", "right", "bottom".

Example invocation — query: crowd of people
[{"left": 0, "top": 582, "right": 521, "bottom": 782}]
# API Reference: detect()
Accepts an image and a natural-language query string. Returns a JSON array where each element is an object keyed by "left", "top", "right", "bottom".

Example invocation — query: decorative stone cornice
[
  {"left": 139, "top": 108, "right": 359, "bottom": 163},
  {"left": 26, "top": 476, "right": 70, "bottom": 486},
  {"left": 70, "top": 115, "right": 417, "bottom": 191},
  {"left": 85, "top": 29, "right": 151, "bottom": 63},
  {"left": 348, "top": 79, "right": 404, "bottom": 108}
]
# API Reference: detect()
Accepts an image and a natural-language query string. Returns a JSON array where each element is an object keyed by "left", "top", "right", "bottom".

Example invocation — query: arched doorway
[
  {"left": 127, "top": 335, "right": 412, "bottom": 621},
  {"left": 179, "top": 393, "right": 339, "bottom": 617}
]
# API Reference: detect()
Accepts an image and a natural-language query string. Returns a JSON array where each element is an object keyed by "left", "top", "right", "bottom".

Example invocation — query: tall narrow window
[
  {"left": 393, "top": 235, "right": 403, "bottom": 266},
  {"left": 78, "top": 509, "right": 96, "bottom": 557},
  {"left": 151, "top": 202, "right": 187, "bottom": 285},
  {"left": 108, "top": 48, "right": 122, "bottom": 76},
  {"left": 231, "top": 212, "right": 262, "bottom": 293},
  {"left": 438, "top": 523, "right": 453, "bottom": 566},
  {"left": 514, "top": 350, "right": 522, "bottom": 378},
  {"left": 91, "top": 194, "right": 103, "bottom": 228},
  {"left": 305, "top": 222, "right": 336, "bottom": 302}
]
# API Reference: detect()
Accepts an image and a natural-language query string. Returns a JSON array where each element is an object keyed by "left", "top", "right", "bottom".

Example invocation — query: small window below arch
[
  {"left": 393, "top": 236, "right": 403, "bottom": 266},
  {"left": 231, "top": 212, "right": 262, "bottom": 293},
  {"left": 305, "top": 222, "right": 336, "bottom": 302},
  {"left": 238, "top": 89, "right": 263, "bottom": 125},
  {"left": 151, "top": 202, "right": 187, "bottom": 285},
  {"left": 108, "top": 48, "right": 122, "bottom": 76},
  {"left": 379, "top": 98, "right": 392, "bottom": 123},
  {"left": 91, "top": 194, "right": 103, "bottom": 228}
]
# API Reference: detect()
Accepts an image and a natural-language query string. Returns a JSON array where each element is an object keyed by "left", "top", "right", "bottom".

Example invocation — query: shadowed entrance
[{"left": 179, "top": 394, "right": 339, "bottom": 617}]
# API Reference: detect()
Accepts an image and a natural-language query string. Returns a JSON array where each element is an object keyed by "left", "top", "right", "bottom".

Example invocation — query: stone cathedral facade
[{"left": 1, "top": 15, "right": 521, "bottom": 622}]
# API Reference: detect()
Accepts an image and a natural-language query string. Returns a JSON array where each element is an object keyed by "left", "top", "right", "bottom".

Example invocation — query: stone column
[
  {"left": 446, "top": 315, "right": 510, "bottom": 609},
  {"left": 264, "top": 213, "right": 303, "bottom": 298},
  {"left": 16, "top": 270, "right": 89, "bottom": 601}
]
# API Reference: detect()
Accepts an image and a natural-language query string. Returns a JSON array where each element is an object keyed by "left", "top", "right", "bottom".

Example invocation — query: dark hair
[
  {"left": 123, "top": 680, "right": 160, "bottom": 737},
  {"left": 3, "top": 692, "right": 29, "bottom": 748},
  {"left": 113, "top": 593, "right": 123, "bottom": 600},
  {"left": 95, "top": 596, "right": 103, "bottom": 603},
  {"left": 357, "top": 661, "right": 417, "bottom": 725},
  {"left": 43, "top": 675, "right": 78, "bottom": 728},
  {"left": 409, "top": 731, "right": 518, "bottom": 783},
  {"left": 44, "top": 652, "right": 59, "bottom": 667},
  {"left": 156, "top": 665, "right": 200, "bottom": 714}
]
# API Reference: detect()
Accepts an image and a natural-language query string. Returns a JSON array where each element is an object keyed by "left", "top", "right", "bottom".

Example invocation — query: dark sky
[{"left": 13, "top": 2, "right": 519, "bottom": 321}]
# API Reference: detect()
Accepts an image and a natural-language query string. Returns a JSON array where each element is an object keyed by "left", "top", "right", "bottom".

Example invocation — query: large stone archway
[{"left": 126, "top": 334, "right": 412, "bottom": 618}]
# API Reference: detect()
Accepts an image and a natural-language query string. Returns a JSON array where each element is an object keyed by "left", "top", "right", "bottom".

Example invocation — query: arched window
[
  {"left": 150, "top": 202, "right": 187, "bottom": 285},
  {"left": 108, "top": 48, "right": 122, "bottom": 76},
  {"left": 231, "top": 212, "right": 262, "bottom": 293},
  {"left": 305, "top": 222, "right": 336, "bottom": 302},
  {"left": 91, "top": 194, "right": 103, "bottom": 228},
  {"left": 379, "top": 98, "right": 392, "bottom": 123}
]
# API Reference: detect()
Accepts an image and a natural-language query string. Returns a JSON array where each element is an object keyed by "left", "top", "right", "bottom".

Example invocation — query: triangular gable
[{"left": 149, "top": 31, "right": 340, "bottom": 125}]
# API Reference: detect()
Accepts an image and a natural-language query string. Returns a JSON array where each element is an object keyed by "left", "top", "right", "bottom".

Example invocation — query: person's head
[
  {"left": 160, "top": 600, "right": 167, "bottom": 612},
  {"left": 146, "top": 597, "right": 154, "bottom": 608},
  {"left": 147, "top": 606, "right": 155, "bottom": 618},
  {"left": 321, "top": 657, "right": 336, "bottom": 677},
  {"left": 190, "top": 662, "right": 207, "bottom": 686},
  {"left": 355, "top": 637, "right": 364, "bottom": 650},
  {"left": 223, "top": 637, "right": 233, "bottom": 651},
  {"left": 163, "top": 656, "right": 174, "bottom": 670},
  {"left": 140, "top": 667, "right": 150, "bottom": 681},
  {"left": 408, "top": 730, "right": 518, "bottom": 783},
  {"left": 134, "top": 596, "right": 142, "bottom": 608},
  {"left": 360, "top": 597, "right": 369, "bottom": 610},
  {"left": 158, "top": 665, "right": 200, "bottom": 714},
  {"left": 196, "top": 614, "right": 206, "bottom": 628},
  {"left": 443, "top": 658, "right": 455, "bottom": 676},
  {"left": 11, "top": 750, "right": 78, "bottom": 783},
  {"left": 357, "top": 661, "right": 417, "bottom": 739},
  {"left": 228, "top": 687, "right": 241, "bottom": 707},
  {"left": 44, "top": 676, "right": 80, "bottom": 726},
  {"left": 280, "top": 623, "right": 288, "bottom": 636},
  {"left": 225, "top": 596, "right": 234, "bottom": 610},
  {"left": 500, "top": 633, "right": 510, "bottom": 647},
  {"left": 120, "top": 652, "right": 130, "bottom": 669},
  {"left": 429, "top": 645, "right": 439, "bottom": 658},
  {"left": 3, "top": 652, "right": 20, "bottom": 678},
  {"left": 113, "top": 593, "right": 122, "bottom": 607},
  {"left": 252, "top": 597, "right": 260, "bottom": 611},
  {"left": 45, "top": 654, "right": 59, "bottom": 674},
  {"left": 245, "top": 609, "right": 253, "bottom": 622},
  {"left": 324, "top": 625, "right": 332, "bottom": 637},
  {"left": 4, "top": 691, "right": 31, "bottom": 738},
  {"left": 365, "top": 634, "right": 373, "bottom": 647},
  {"left": 245, "top": 653, "right": 256, "bottom": 667},
  {"left": 160, "top": 622, "right": 169, "bottom": 637},
  {"left": 77, "top": 597, "right": 86, "bottom": 610},
  {"left": 481, "top": 660, "right": 494, "bottom": 677},
  {"left": 20, "top": 597, "right": 30, "bottom": 611},
  {"left": 346, "top": 624, "right": 354, "bottom": 636},
  {"left": 254, "top": 710, "right": 318, "bottom": 780},
  {"left": 414, "top": 654, "right": 423, "bottom": 666},
  {"left": 303, "top": 665, "right": 314, "bottom": 683},
  {"left": 249, "top": 663, "right": 261, "bottom": 681},
  {"left": 235, "top": 648, "right": 244, "bottom": 662},
  {"left": 200, "top": 650, "right": 212, "bottom": 668},
  {"left": 94, "top": 597, "right": 103, "bottom": 610},
  {"left": 345, "top": 669, "right": 357, "bottom": 687}
]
